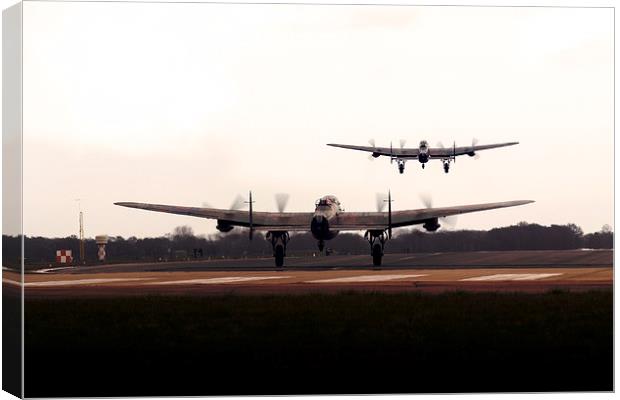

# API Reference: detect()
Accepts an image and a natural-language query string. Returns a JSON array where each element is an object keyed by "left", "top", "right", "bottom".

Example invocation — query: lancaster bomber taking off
[
  {"left": 115, "top": 194, "right": 533, "bottom": 267},
  {"left": 327, "top": 139, "right": 519, "bottom": 174}
]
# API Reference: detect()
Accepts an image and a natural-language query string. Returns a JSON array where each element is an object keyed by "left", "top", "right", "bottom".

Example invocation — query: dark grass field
[
  {"left": 3, "top": 291, "right": 22, "bottom": 398},
  {"left": 24, "top": 290, "right": 613, "bottom": 397}
]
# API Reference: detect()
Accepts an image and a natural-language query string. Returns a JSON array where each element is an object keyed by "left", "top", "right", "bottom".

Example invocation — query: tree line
[{"left": 3, "top": 222, "right": 613, "bottom": 269}]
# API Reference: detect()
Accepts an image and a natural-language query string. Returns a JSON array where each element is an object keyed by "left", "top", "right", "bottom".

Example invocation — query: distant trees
[
  {"left": 582, "top": 225, "right": 614, "bottom": 249},
  {"left": 3, "top": 222, "right": 613, "bottom": 269}
]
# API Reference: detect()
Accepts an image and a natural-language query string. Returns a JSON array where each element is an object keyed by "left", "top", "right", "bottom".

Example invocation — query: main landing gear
[
  {"left": 267, "top": 231, "right": 289, "bottom": 268},
  {"left": 365, "top": 230, "right": 389, "bottom": 267},
  {"left": 318, "top": 240, "right": 325, "bottom": 252},
  {"left": 443, "top": 160, "right": 450, "bottom": 173},
  {"left": 397, "top": 159, "right": 406, "bottom": 174}
]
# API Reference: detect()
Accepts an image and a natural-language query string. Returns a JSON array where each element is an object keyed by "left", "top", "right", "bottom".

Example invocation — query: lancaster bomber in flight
[
  {"left": 115, "top": 193, "right": 533, "bottom": 267},
  {"left": 327, "top": 139, "right": 519, "bottom": 174}
]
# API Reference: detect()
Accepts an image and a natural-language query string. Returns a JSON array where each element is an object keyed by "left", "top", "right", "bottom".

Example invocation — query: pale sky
[{"left": 20, "top": 2, "right": 613, "bottom": 238}]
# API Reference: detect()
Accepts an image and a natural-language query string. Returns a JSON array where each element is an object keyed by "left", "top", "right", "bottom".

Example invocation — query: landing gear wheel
[
  {"left": 422, "top": 164, "right": 425, "bottom": 169},
  {"left": 443, "top": 163, "right": 450, "bottom": 173},
  {"left": 365, "top": 230, "right": 388, "bottom": 269},
  {"left": 372, "top": 244, "right": 383, "bottom": 267},
  {"left": 267, "top": 231, "right": 289, "bottom": 269},
  {"left": 318, "top": 240, "right": 325, "bottom": 252},
  {"left": 275, "top": 246, "right": 284, "bottom": 268}
]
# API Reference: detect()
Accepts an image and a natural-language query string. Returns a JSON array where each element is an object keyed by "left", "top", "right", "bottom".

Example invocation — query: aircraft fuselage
[
  {"left": 417, "top": 140, "right": 430, "bottom": 164},
  {"left": 310, "top": 195, "right": 341, "bottom": 241}
]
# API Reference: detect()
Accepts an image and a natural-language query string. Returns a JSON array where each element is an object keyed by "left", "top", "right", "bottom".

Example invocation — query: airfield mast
[{"left": 76, "top": 199, "right": 85, "bottom": 263}]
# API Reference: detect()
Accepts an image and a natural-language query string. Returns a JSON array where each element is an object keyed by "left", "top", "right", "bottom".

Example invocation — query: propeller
[
  {"left": 376, "top": 192, "right": 388, "bottom": 212},
  {"left": 376, "top": 191, "right": 393, "bottom": 238},
  {"left": 419, "top": 194, "right": 458, "bottom": 229},
  {"left": 275, "top": 193, "right": 290, "bottom": 212},
  {"left": 387, "top": 190, "right": 393, "bottom": 238},
  {"left": 419, "top": 193, "right": 433, "bottom": 209},
  {"left": 246, "top": 191, "right": 255, "bottom": 240},
  {"left": 230, "top": 194, "right": 247, "bottom": 210},
  {"left": 453, "top": 141, "right": 456, "bottom": 162},
  {"left": 368, "top": 139, "right": 378, "bottom": 161},
  {"left": 438, "top": 141, "right": 457, "bottom": 163},
  {"left": 388, "top": 139, "right": 405, "bottom": 165},
  {"left": 218, "top": 192, "right": 255, "bottom": 239},
  {"left": 470, "top": 137, "right": 480, "bottom": 160}
]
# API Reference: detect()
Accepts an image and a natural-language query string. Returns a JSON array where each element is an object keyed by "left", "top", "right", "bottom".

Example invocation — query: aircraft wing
[
  {"left": 115, "top": 199, "right": 533, "bottom": 232},
  {"left": 429, "top": 142, "right": 519, "bottom": 158},
  {"left": 114, "top": 202, "right": 314, "bottom": 231},
  {"left": 330, "top": 200, "right": 534, "bottom": 230},
  {"left": 327, "top": 143, "right": 419, "bottom": 157}
]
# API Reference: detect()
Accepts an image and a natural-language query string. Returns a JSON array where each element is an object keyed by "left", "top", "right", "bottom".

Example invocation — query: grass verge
[{"left": 25, "top": 290, "right": 612, "bottom": 396}]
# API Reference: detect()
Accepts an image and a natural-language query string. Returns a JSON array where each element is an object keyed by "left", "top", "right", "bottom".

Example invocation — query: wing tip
[{"left": 114, "top": 202, "right": 135, "bottom": 207}]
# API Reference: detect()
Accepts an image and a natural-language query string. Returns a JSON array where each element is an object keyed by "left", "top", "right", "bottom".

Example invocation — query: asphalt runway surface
[{"left": 5, "top": 249, "right": 612, "bottom": 297}]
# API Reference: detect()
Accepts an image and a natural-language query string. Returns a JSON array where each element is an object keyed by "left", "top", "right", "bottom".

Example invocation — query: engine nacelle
[
  {"left": 216, "top": 220, "right": 234, "bottom": 232},
  {"left": 423, "top": 218, "right": 441, "bottom": 232},
  {"left": 372, "top": 152, "right": 381, "bottom": 158},
  {"left": 467, "top": 151, "right": 476, "bottom": 157}
]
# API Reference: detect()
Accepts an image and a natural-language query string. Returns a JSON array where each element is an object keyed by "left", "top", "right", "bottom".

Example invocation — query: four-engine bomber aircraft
[
  {"left": 115, "top": 193, "right": 533, "bottom": 267},
  {"left": 327, "top": 139, "right": 519, "bottom": 174}
]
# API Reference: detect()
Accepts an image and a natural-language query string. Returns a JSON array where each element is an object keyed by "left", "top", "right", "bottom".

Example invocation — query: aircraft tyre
[
  {"left": 372, "top": 244, "right": 383, "bottom": 266},
  {"left": 275, "top": 245, "right": 285, "bottom": 267}
]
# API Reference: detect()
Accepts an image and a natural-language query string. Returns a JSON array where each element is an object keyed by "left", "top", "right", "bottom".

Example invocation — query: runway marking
[
  {"left": 23, "top": 278, "right": 154, "bottom": 287},
  {"left": 147, "top": 276, "right": 292, "bottom": 285},
  {"left": 461, "top": 273, "right": 563, "bottom": 282},
  {"left": 307, "top": 274, "right": 427, "bottom": 283},
  {"left": 32, "top": 266, "right": 78, "bottom": 274}
]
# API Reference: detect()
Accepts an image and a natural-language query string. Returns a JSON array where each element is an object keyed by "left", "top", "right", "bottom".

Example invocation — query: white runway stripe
[
  {"left": 148, "top": 276, "right": 291, "bottom": 285},
  {"left": 32, "top": 266, "right": 78, "bottom": 274},
  {"left": 24, "top": 278, "right": 154, "bottom": 287},
  {"left": 461, "top": 273, "right": 563, "bottom": 282},
  {"left": 307, "top": 274, "right": 427, "bottom": 283}
]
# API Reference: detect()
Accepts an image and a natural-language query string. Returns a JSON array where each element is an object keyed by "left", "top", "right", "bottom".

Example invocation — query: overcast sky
[{"left": 22, "top": 2, "right": 613, "bottom": 238}]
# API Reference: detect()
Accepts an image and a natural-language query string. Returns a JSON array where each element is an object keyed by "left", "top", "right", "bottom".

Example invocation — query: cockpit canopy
[
  {"left": 419, "top": 140, "right": 428, "bottom": 149},
  {"left": 315, "top": 195, "right": 340, "bottom": 207}
]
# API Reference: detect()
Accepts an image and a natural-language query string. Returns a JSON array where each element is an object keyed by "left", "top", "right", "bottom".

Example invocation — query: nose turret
[{"left": 311, "top": 215, "right": 330, "bottom": 238}]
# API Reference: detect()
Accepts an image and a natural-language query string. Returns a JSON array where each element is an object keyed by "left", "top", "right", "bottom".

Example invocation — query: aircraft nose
[{"left": 311, "top": 215, "right": 329, "bottom": 234}]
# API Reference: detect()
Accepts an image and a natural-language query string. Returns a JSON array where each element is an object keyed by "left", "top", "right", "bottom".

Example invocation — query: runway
[
  {"left": 4, "top": 249, "right": 612, "bottom": 297},
  {"left": 24, "top": 248, "right": 613, "bottom": 273}
]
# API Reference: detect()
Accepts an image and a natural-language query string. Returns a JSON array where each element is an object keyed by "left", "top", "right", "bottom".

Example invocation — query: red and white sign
[{"left": 56, "top": 250, "right": 73, "bottom": 264}]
